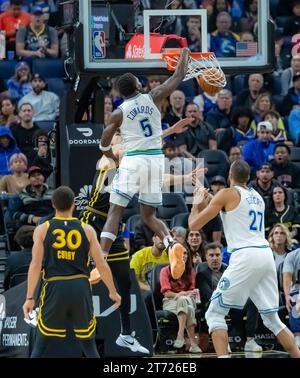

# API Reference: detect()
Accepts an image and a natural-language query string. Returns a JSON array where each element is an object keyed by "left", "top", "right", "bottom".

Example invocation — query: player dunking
[
  {"left": 99, "top": 47, "right": 190, "bottom": 280},
  {"left": 189, "top": 160, "right": 300, "bottom": 358},
  {"left": 23, "top": 186, "right": 121, "bottom": 358}
]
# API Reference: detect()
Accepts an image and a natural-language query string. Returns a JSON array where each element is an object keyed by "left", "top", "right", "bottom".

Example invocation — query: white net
[{"left": 163, "top": 52, "right": 227, "bottom": 88}]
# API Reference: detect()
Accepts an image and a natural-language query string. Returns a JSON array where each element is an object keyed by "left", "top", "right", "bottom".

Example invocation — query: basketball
[{"left": 196, "top": 68, "right": 225, "bottom": 96}]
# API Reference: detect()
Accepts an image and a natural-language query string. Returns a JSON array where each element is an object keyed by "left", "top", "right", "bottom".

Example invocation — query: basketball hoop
[{"left": 162, "top": 49, "right": 227, "bottom": 90}]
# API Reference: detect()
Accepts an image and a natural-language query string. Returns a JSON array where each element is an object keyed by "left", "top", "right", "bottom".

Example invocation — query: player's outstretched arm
[
  {"left": 189, "top": 188, "right": 227, "bottom": 230},
  {"left": 162, "top": 117, "right": 193, "bottom": 137},
  {"left": 85, "top": 224, "right": 121, "bottom": 308},
  {"left": 150, "top": 47, "right": 189, "bottom": 105},
  {"left": 100, "top": 110, "right": 123, "bottom": 165},
  {"left": 23, "top": 223, "right": 47, "bottom": 319}
]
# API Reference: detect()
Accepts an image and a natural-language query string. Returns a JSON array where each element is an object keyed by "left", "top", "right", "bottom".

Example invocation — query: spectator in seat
[
  {"left": 196, "top": 242, "right": 262, "bottom": 352},
  {"left": 27, "top": 129, "right": 53, "bottom": 179},
  {"left": 210, "top": 12, "right": 240, "bottom": 57},
  {"left": 183, "top": 15, "right": 202, "bottom": 52},
  {"left": 281, "top": 54, "right": 300, "bottom": 96},
  {"left": 265, "top": 184, "right": 300, "bottom": 239},
  {"left": 18, "top": 73, "right": 59, "bottom": 121},
  {"left": 242, "top": 121, "right": 275, "bottom": 174},
  {"left": 282, "top": 247, "right": 300, "bottom": 348},
  {"left": 186, "top": 229, "right": 206, "bottom": 265},
  {"left": 0, "top": 127, "right": 20, "bottom": 176},
  {"left": 133, "top": 220, "right": 154, "bottom": 252},
  {"left": 288, "top": 107, "right": 300, "bottom": 144},
  {"left": 270, "top": 143, "right": 300, "bottom": 190},
  {"left": 217, "top": 106, "right": 255, "bottom": 153},
  {"left": 283, "top": 0, "right": 300, "bottom": 37},
  {"left": 104, "top": 95, "right": 113, "bottom": 127},
  {"left": 0, "top": 152, "right": 29, "bottom": 194},
  {"left": 193, "top": 91, "right": 217, "bottom": 118},
  {"left": 269, "top": 223, "right": 293, "bottom": 271},
  {"left": 235, "top": 74, "right": 265, "bottom": 109},
  {"left": 160, "top": 246, "right": 201, "bottom": 353},
  {"left": 3, "top": 224, "right": 34, "bottom": 291},
  {"left": 11, "top": 165, "right": 54, "bottom": 226},
  {"left": 10, "top": 102, "right": 40, "bottom": 163},
  {"left": 207, "top": 0, "right": 233, "bottom": 33},
  {"left": 0, "top": 97, "right": 19, "bottom": 128},
  {"left": 7, "top": 61, "right": 32, "bottom": 102},
  {"left": 171, "top": 226, "right": 187, "bottom": 245},
  {"left": 251, "top": 92, "right": 274, "bottom": 126},
  {"left": 0, "top": 0, "right": 31, "bottom": 52},
  {"left": 130, "top": 234, "right": 169, "bottom": 336},
  {"left": 248, "top": 163, "right": 280, "bottom": 206},
  {"left": 16, "top": 5, "right": 59, "bottom": 59},
  {"left": 282, "top": 72, "right": 300, "bottom": 116},
  {"left": 239, "top": 0, "right": 258, "bottom": 34},
  {"left": 228, "top": 145, "right": 242, "bottom": 164},
  {"left": 162, "top": 90, "right": 186, "bottom": 147},
  {"left": 180, "top": 103, "right": 217, "bottom": 158},
  {"left": 205, "top": 89, "right": 233, "bottom": 134},
  {"left": 263, "top": 110, "right": 288, "bottom": 144},
  {"left": 130, "top": 234, "right": 169, "bottom": 290}
]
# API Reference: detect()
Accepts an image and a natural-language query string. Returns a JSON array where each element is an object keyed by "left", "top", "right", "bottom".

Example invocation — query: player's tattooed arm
[{"left": 150, "top": 47, "right": 189, "bottom": 105}]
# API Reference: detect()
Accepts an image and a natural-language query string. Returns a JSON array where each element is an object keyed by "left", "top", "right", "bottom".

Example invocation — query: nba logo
[{"left": 92, "top": 31, "right": 106, "bottom": 59}]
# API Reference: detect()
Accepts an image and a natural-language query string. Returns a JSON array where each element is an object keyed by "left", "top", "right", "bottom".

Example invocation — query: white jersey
[
  {"left": 220, "top": 186, "right": 269, "bottom": 252},
  {"left": 119, "top": 93, "right": 163, "bottom": 154}
]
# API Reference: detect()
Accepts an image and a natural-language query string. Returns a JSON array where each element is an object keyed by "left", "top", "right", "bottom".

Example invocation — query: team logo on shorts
[{"left": 218, "top": 277, "right": 230, "bottom": 290}]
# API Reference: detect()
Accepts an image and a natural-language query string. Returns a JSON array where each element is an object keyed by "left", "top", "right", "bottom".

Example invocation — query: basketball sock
[
  {"left": 218, "top": 355, "right": 230, "bottom": 358},
  {"left": 108, "top": 259, "right": 132, "bottom": 335}
]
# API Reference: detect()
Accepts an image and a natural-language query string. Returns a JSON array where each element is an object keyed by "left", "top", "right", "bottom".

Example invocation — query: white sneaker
[
  {"left": 244, "top": 339, "right": 263, "bottom": 352},
  {"left": 116, "top": 331, "right": 150, "bottom": 354},
  {"left": 189, "top": 344, "right": 202, "bottom": 353}
]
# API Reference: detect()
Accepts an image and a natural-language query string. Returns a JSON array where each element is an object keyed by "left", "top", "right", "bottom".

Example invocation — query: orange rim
[{"left": 162, "top": 49, "right": 215, "bottom": 71}]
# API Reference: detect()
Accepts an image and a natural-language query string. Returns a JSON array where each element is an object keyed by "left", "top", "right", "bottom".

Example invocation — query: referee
[{"left": 23, "top": 186, "right": 121, "bottom": 358}]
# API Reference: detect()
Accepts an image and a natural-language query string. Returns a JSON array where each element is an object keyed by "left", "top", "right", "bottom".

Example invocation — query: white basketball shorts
[
  {"left": 110, "top": 154, "right": 164, "bottom": 207},
  {"left": 210, "top": 246, "right": 279, "bottom": 313}
]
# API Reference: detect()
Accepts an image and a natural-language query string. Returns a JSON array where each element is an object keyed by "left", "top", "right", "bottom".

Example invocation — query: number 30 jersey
[
  {"left": 118, "top": 93, "right": 162, "bottom": 154},
  {"left": 220, "top": 186, "right": 269, "bottom": 252},
  {"left": 43, "top": 217, "right": 90, "bottom": 279}
]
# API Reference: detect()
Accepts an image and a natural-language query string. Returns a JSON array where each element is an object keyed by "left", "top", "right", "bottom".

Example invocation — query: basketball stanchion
[{"left": 162, "top": 49, "right": 227, "bottom": 96}]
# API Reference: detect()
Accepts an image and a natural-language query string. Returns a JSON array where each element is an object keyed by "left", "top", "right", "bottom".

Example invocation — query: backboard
[{"left": 77, "top": 0, "right": 275, "bottom": 75}]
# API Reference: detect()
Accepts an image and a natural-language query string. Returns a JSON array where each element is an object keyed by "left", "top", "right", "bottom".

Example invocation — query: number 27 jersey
[
  {"left": 119, "top": 93, "right": 163, "bottom": 153},
  {"left": 220, "top": 186, "right": 269, "bottom": 252}
]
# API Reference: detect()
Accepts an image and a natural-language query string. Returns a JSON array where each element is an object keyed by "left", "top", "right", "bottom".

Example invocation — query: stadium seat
[
  {"left": 32, "top": 58, "right": 64, "bottom": 78},
  {"left": 47, "top": 78, "right": 65, "bottom": 98},
  {"left": 125, "top": 214, "right": 141, "bottom": 253},
  {"left": 290, "top": 147, "right": 300, "bottom": 170},
  {"left": 275, "top": 16, "right": 293, "bottom": 33},
  {"left": 197, "top": 149, "right": 230, "bottom": 181},
  {"left": 170, "top": 212, "right": 189, "bottom": 229},
  {"left": 272, "top": 94, "right": 284, "bottom": 114},
  {"left": 231, "top": 74, "right": 246, "bottom": 96},
  {"left": 150, "top": 263, "right": 179, "bottom": 353},
  {"left": 122, "top": 195, "right": 139, "bottom": 223},
  {"left": 157, "top": 193, "right": 188, "bottom": 225},
  {"left": 270, "top": 72, "right": 282, "bottom": 95},
  {"left": 270, "top": 0, "right": 279, "bottom": 18},
  {"left": 34, "top": 120, "right": 56, "bottom": 132},
  {"left": 8, "top": 265, "right": 29, "bottom": 289},
  {"left": 0, "top": 60, "right": 17, "bottom": 79}
]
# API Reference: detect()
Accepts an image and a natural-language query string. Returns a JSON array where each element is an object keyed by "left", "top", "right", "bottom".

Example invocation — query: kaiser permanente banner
[{"left": 0, "top": 271, "right": 153, "bottom": 357}]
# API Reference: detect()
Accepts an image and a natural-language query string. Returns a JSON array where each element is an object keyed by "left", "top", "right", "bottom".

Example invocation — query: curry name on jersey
[{"left": 43, "top": 218, "right": 90, "bottom": 279}]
